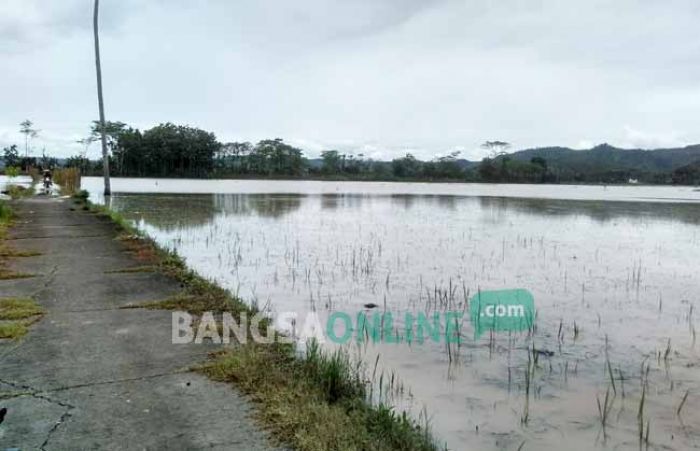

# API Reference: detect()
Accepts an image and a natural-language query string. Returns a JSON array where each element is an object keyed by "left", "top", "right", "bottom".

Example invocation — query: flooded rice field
[
  {"left": 0, "top": 175, "right": 32, "bottom": 193},
  {"left": 84, "top": 178, "right": 700, "bottom": 451}
]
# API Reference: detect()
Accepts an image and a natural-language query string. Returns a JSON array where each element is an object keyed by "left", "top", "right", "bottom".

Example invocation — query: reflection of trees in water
[
  {"left": 477, "top": 196, "right": 700, "bottom": 225},
  {"left": 320, "top": 193, "right": 366, "bottom": 210},
  {"left": 434, "top": 195, "right": 457, "bottom": 210},
  {"left": 214, "top": 193, "right": 305, "bottom": 218},
  {"left": 109, "top": 194, "right": 217, "bottom": 231},
  {"left": 390, "top": 194, "right": 416, "bottom": 210},
  {"left": 110, "top": 193, "right": 307, "bottom": 232},
  {"left": 110, "top": 192, "right": 700, "bottom": 233},
  {"left": 390, "top": 194, "right": 458, "bottom": 210}
]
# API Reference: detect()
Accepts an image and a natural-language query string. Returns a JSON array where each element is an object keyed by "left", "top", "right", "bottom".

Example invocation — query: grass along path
[
  {"left": 0, "top": 198, "right": 43, "bottom": 339},
  {"left": 0, "top": 297, "right": 44, "bottom": 339},
  {"left": 0, "top": 199, "right": 39, "bottom": 280}
]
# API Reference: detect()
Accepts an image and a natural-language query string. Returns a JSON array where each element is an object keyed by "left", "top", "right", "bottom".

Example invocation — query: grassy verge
[
  {"left": 0, "top": 297, "right": 44, "bottom": 340},
  {"left": 74, "top": 191, "right": 442, "bottom": 451},
  {"left": 202, "top": 341, "right": 439, "bottom": 451},
  {"left": 0, "top": 200, "right": 43, "bottom": 339},
  {"left": 0, "top": 199, "right": 39, "bottom": 279},
  {"left": 0, "top": 199, "right": 12, "bottom": 231}
]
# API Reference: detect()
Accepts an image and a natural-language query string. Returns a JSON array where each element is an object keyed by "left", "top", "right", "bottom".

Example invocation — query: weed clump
[
  {"left": 0, "top": 297, "right": 43, "bottom": 340},
  {"left": 0, "top": 298, "right": 43, "bottom": 320},
  {"left": 72, "top": 189, "right": 90, "bottom": 202},
  {"left": 0, "top": 322, "right": 28, "bottom": 340},
  {"left": 0, "top": 270, "right": 35, "bottom": 281}
]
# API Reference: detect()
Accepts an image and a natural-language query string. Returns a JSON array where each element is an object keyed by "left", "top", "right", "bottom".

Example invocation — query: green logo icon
[{"left": 470, "top": 289, "right": 535, "bottom": 339}]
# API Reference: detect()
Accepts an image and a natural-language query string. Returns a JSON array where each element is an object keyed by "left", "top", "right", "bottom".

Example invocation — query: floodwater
[
  {"left": 83, "top": 177, "right": 700, "bottom": 451},
  {"left": 0, "top": 175, "right": 32, "bottom": 194}
]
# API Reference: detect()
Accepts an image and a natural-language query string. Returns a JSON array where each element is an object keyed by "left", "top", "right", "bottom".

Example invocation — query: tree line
[
  {"left": 3, "top": 121, "right": 700, "bottom": 185},
  {"left": 49, "top": 120, "right": 488, "bottom": 181}
]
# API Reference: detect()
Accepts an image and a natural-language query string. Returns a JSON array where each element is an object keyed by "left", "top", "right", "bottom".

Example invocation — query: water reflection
[
  {"left": 320, "top": 193, "right": 367, "bottom": 210},
  {"left": 108, "top": 192, "right": 308, "bottom": 229},
  {"left": 109, "top": 192, "right": 700, "bottom": 231},
  {"left": 108, "top": 194, "right": 218, "bottom": 231},
  {"left": 390, "top": 194, "right": 416, "bottom": 210},
  {"left": 0, "top": 175, "right": 32, "bottom": 192},
  {"left": 477, "top": 196, "right": 700, "bottom": 225},
  {"left": 215, "top": 193, "right": 305, "bottom": 218}
]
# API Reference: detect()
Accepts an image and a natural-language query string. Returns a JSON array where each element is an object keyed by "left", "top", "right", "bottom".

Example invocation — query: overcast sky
[{"left": 1, "top": 0, "right": 699, "bottom": 160}]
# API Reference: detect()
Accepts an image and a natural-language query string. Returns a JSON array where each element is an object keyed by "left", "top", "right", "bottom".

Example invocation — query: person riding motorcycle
[{"left": 42, "top": 168, "right": 53, "bottom": 193}]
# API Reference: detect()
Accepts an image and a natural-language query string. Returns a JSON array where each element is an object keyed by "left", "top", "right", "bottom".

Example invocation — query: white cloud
[{"left": 621, "top": 126, "right": 686, "bottom": 150}]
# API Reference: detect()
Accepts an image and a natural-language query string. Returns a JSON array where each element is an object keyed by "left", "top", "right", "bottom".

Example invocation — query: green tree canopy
[{"left": 3, "top": 145, "right": 20, "bottom": 168}]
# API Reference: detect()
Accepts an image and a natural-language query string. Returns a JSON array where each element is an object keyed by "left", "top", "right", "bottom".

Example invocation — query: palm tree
[{"left": 93, "top": 0, "right": 111, "bottom": 196}]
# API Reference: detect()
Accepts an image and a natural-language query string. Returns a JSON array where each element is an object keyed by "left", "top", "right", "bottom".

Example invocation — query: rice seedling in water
[
  {"left": 663, "top": 339, "right": 671, "bottom": 362},
  {"left": 606, "top": 359, "right": 617, "bottom": 395},
  {"left": 596, "top": 387, "right": 614, "bottom": 440},
  {"left": 637, "top": 362, "right": 650, "bottom": 445},
  {"left": 521, "top": 349, "right": 537, "bottom": 426},
  {"left": 617, "top": 368, "right": 625, "bottom": 400},
  {"left": 676, "top": 389, "right": 689, "bottom": 418}
]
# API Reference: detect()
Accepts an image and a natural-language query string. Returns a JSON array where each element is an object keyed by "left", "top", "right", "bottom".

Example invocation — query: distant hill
[
  {"left": 503, "top": 143, "right": 700, "bottom": 174},
  {"left": 312, "top": 144, "right": 700, "bottom": 176}
]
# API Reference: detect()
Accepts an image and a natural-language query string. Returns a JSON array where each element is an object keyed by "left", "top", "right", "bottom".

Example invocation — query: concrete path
[{"left": 0, "top": 198, "right": 278, "bottom": 450}]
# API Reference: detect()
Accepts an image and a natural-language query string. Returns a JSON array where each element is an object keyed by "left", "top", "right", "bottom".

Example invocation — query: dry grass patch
[
  {"left": 117, "top": 234, "right": 161, "bottom": 263},
  {"left": 104, "top": 265, "right": 157, "bottom": 274},
  {"left": 0, "top": 297, "right": 43, "bottom": 340},
  {"left": 0, "top": 297, "right": 43, "bottom": 320},
  {"left": 0, "top": 205, "right": 43, "bottom": 340},
  {"left": 0, "top": 268, "right": 36, "bottom": 280},
  {"left": 0, "top": 322, "right": 29, "bottom": 340},
  {"left": 132, "top": 278, "right": 245, "bottom": 316},
  {"left": 0, "top": 248, "right": 42, "bottom": 258},
  {"left": 53, "top": 167, "right": 81, "bottom": 195}
]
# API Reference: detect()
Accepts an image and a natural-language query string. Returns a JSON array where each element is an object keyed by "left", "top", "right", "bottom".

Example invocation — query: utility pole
[{"left": 93, "top": 0, "right": 111, "bottom": 196}]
